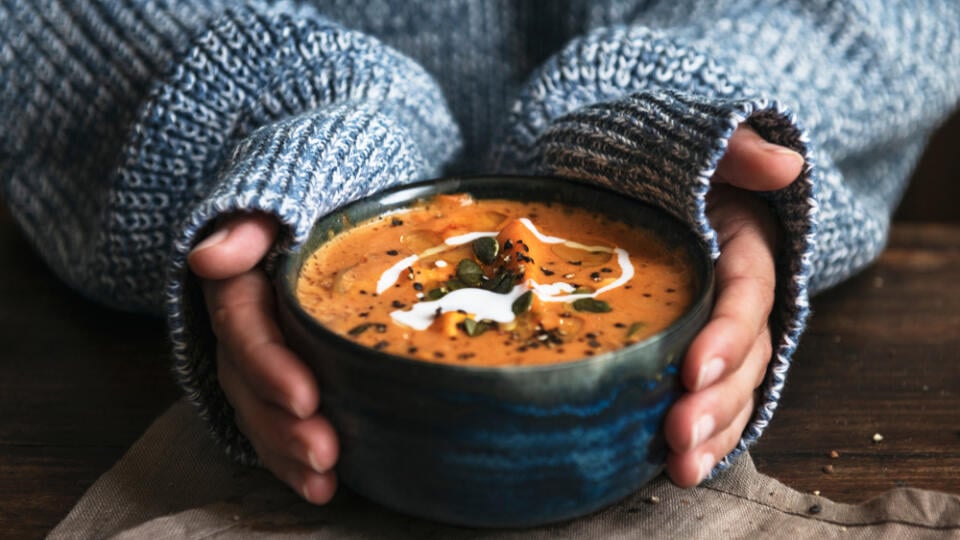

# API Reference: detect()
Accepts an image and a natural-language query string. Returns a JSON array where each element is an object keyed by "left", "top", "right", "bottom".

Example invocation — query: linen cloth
[{"left": 50, "top": 400, "right": 960, "bottom": 540}]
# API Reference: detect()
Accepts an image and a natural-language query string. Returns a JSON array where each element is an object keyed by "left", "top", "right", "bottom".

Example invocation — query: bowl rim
[{"left": 277, "top": 174, "right": 715, "bottom": 376}]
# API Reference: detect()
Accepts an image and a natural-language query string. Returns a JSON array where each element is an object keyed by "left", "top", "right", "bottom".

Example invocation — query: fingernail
[
  {"left": 302, "top": 482, "right": 313, "bottom": 502},
  {"left": 696, "top": 357, "right": 725, "bottom": 390},
  {"left": 698, "top": 452, "right": 716, "bottom": 484},
  {"left": 289, "top": 396, "right": 315, "bottom": 419},
  {"left": 193, "top": 227, "right": 229, "bottom": 252},
  {"left": 307, "top": 450, "right": 322, "bottom": 473},
  {"left": 766, "top": 144, "right": 805, "bottom": 168},
  {"left": 690, "top": 414, "right": 715, "bottom": 449}
]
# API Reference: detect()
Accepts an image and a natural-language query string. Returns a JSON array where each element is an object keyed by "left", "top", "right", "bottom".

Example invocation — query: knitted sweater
[{"left": 3, "top": 1, "right": 958, "bottom": 471}]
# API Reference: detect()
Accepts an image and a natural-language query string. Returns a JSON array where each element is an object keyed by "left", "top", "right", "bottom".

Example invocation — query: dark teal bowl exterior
[{"left": 276, "top": 176, "right": 714, "bottom": 528}]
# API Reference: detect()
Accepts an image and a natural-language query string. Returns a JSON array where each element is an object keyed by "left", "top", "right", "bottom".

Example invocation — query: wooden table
[{"left": 1, "top": 215, "right": 958, "bottom": 538}]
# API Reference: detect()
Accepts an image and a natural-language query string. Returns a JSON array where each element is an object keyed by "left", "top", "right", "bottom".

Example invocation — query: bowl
[{"left": 276, "top": 175, "right": 714, "bottom": 527}]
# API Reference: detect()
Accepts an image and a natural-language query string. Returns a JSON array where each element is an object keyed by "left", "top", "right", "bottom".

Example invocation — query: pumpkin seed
[
  {"left": 462, "top": 318, "right": 493, "bottom": 337},
  {"left": 456, "top": 259, "right": 484, "bottom": 286},
  {"left": 348, "top": 323, "right": 373, "bottom": 336},
  {"left": 512, "top": 291, "right": 533, "bottom": 315},
  {"left": 425, "top": 288, "right": 446, "bottom": 301},
  {"left": 627, "top": 321, "right": 647, "bottom": 338},
  {"left": 572, "top": 298, "right": 612, "bottom": 313},
  {"left": 472, "top": 236, "right": 499, "bottom": 264},
  {"left": 484, "top": 270, "right": 515, "bottom": 294}
]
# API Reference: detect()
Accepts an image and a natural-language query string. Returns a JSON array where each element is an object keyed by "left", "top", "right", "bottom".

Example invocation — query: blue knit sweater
[{"left": 2, "top": 1, "right": 958, "bottom": 471}]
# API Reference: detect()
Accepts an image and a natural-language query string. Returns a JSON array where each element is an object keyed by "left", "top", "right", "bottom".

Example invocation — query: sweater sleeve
[
  {"left": 491, "top": 1, "right": 960, "bottom": 473},
  {"left": 1, "top": 1, "right": 460, "bottom": 462}
]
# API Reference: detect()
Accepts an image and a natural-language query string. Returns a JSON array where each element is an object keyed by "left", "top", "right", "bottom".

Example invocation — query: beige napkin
[{"left": 49, "top": 400, "right": 960, "bottom": 539}]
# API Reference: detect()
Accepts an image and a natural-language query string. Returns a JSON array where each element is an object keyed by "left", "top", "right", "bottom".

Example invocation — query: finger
[
  {"left": 667, "top": 396, "right": 755, "bottom": 487},
  {"left": 205, "top": 271, "right": 319, "bottom": 418},
  {"left": 188, "top": 212, "right": 279, "bottom": 280},
  {"left": 714, "top": 125, "right": 804, "bottom": 191},
  {"left": 258, "top": 450, "right": 339, "bottom": 505},
  {"left": 666, "top": 329, "right": 772, "bottom": 453},
  {"left": 683, "top": 206, "right": 776, "bottom": 392},
  {"left": 219, "top": 354, "right": 338, "bottom": 474}
]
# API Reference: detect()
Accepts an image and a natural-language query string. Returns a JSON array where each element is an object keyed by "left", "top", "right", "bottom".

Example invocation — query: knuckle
[{"left": 209, "top": 303, "right": 238, "bottom": 339}]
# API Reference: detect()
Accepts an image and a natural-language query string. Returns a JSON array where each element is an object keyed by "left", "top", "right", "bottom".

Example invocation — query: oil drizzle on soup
[{"left": 296, "top": 194, "right": 694, "bottom": 366}]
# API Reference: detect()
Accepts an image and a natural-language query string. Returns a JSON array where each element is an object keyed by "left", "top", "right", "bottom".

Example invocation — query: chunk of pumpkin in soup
[
  {"left": 295, "top": 195, "right": 695, "bottom": 367},
  {"left": 495, "top": 219, "right": 553, "bottom": 282}
]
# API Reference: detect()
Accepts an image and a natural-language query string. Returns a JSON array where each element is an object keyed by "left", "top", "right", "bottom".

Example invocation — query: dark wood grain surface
[{"left": 2, "top": 215, "right": 959, "bottom": 537}]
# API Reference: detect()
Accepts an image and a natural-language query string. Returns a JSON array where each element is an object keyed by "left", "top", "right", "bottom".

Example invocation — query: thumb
[
  {"left": 714, "top": 125, "right": 805, "bottom": 191},
  {"left": 188, "top": 212, "right": 279, "bottom": 280}
]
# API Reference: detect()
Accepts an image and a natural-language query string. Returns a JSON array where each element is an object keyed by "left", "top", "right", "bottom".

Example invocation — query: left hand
[{"left": 663, "top": 125, "right": 804, "bottom": 486}]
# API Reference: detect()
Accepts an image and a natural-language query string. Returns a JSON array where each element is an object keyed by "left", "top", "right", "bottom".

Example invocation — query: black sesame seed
[
  {"left": 390, "top": 217, "right": 404, "bottom": 227},
  {"left": 590, "top": 272, "right": 601, "bottom": 282},
  {"left": 407, "top": 346, "right": 418, "bottom": 354},
  {"left": 434, "top": 351, "right": 445, "bottom": 358},
  {"left": 614, "top": 322, "right": 626, "bottom": 328},
  {"left": 358, "top": 312, "right": 370, "bottom": 318},
  {"left": 808, "top": 504, "right": 822, "bottom": 515},
  {"left": 413, "top": 282, "right": 424, "bottom": 291},
  {"left": 386, "top": 249, "right": 399, "bottom": 256},
  {"left": 541, "top": 267, "right": 555, "bottom": 276},
  {"left": 601, "top": 267, "right": 613, "bottom": 273},
  {"left": 503, "top": 240, "right": 513, "bottom": 251},
  {"left": 391, "top": 300, "right": 406, "bottom": 309}
]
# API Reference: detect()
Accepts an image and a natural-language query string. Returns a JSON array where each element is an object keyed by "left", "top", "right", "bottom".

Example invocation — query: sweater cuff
[
  {"left": 526, "top": 89, "right": 818, "bottom": 474},
  {"left": 165, "top": 103, "right": 439, "bottom": 464}
]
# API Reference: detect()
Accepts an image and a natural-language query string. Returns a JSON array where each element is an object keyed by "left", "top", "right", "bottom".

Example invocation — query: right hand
[{"left": 188, "top": 213, "right": 339, "bottom": 504}]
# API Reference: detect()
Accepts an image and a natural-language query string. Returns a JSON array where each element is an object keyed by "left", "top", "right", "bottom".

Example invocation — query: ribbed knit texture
[{"left": 3, "top": 0, "right": 959, "bottom": 469}]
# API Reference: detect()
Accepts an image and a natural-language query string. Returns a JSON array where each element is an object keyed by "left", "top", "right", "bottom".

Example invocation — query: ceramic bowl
[{"left": 276, "top": 175, "right": 714, "bottom": 527}]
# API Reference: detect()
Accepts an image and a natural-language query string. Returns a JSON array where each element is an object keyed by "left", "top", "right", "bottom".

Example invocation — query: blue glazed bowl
[{"left": 276, "top": 176, "right": 714, "bottom": 527}]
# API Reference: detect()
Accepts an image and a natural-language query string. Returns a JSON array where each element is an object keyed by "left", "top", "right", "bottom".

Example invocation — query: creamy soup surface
[{"left": 296, "top": 194, "right": 694, "bottom": 366}]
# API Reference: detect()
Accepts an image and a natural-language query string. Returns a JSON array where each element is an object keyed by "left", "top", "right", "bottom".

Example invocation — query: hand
[
  {"left": 188, "top": 213, "right": 339, "bottom": 504},
  {"left": 663, "top": 126, "right": 804, "bottom": 486}
]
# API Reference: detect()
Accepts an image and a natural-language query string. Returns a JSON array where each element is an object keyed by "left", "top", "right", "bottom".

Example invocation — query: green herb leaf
[
  {"left": 627, "top": 321, "right": 647, "bottom": 339},
  {"left": 472, "top": 236, "right": 499, "bottom": 264},
  {"left": 446, "top": 278, "right": 466, "bottom": 291},
  {"left": 456, "top": 259, "right": 484, "bottom": 287},
  {"left": 571, "top": 286, "right": 594, "bottom": 295},
  {"left": 512, "top": 291, "right": 534, "bottom": 315},
  {"left": 572, "top": 298, "right": 612, "bottom": 313},
  {"left": 348, "top": 323, "right": 373, "bottom": 336}
]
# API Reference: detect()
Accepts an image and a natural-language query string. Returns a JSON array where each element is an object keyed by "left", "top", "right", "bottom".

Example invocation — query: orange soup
[{"left": 296, "top": 194, "right": 694, "bottom": 366}]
